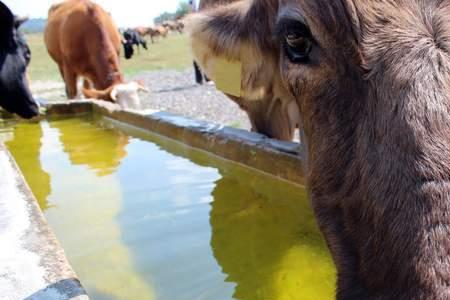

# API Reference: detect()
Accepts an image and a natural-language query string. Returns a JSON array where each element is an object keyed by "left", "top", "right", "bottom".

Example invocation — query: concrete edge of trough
[
  {"left": 0, "top": 144, "right": 89, "bottom": 300},
  {"left": 42, "top": 100, "right": 306, "bottom": 185},
  {"left": 48, "top": 100, "right": 307, "bottom": 185}
]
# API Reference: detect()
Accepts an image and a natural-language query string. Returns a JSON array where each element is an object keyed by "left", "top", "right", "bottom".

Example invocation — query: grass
[
  {"left": 27, "top": 34, "right": 60, "bottom": 81},
  {"left": 26, "top": 33, "right": 193, "bottom": 82}
]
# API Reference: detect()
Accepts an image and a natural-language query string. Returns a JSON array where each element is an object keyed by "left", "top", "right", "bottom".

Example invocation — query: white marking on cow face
[{"left": 110, "top": 82, "right": 148, "bottom": 110}]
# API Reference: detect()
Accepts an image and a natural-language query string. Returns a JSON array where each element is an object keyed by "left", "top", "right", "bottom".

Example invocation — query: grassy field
[{"left": 27, "top": 33, "right": 193, "bottom": 82}]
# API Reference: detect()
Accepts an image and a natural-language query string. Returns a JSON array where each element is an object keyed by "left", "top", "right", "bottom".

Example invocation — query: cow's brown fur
[
  {"left": 189, "top": 0, "right": 301, "bottom": 141},
  {"left": 44, "top": 0, "right": 124, "bottom": 100},
  {"left": 135, "top": 26, "right": 149, "bottom": 37},
  {"left": 189, "top": 0, "right": 450, "bottom": 298}
]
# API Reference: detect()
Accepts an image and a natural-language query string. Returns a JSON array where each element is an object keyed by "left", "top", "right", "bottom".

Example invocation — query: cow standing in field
[
  {"left": 162, "top": 20, "right": 183, "bottom": 34},
  {"left": 189, "top": 0, "right": 450, "bottom": 298},
  {"left": 154, "top": 25, "right": 169, "bottom": 39},
  {"left": 123, "top": 28, "right": 147, "bottom": 59},
  {"left": 0, "top": 1, "right": 39, "bottom": 118},
  {"left": 44, "top": 0, "right": 146, "bottom": 108},
  {"left": 135, "top": 26, "right": 163, "bottom": 44}
]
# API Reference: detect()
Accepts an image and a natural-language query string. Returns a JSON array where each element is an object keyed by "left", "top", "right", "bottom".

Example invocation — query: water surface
[{"left": 1, "top": 116, "right": 335, "bottom": 300}]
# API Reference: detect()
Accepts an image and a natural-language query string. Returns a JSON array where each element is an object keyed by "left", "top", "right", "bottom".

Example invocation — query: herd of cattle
[
  {"left": 122, "top": 20, "right": 185, "bottom": 59},
  {"left": 4, "top": 0, "right": 450, "bottom": 299}
]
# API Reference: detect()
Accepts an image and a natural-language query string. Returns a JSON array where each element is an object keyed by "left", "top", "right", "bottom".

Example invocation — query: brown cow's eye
[{"left": 284, "top": 28, "right": 312, "bottom": 63}]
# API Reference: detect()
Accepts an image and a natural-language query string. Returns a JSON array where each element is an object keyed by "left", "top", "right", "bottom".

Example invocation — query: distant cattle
[
  {"left": 0, "top": 1, "right": 39, "bottom": 118},
  {"left": 134, "top": 26, "right": 168, "bottom": 44},
  {"left": 123, "top": 28, "right": 147, "bottom": 59},
  {"left": 154, "top": 25, "right": 169, "bottom": 39},
  {"left": 44, "top": 0, "right": 147, "bottom": 108},
  {"left": 134, "top": 26, "right": 149, "bottom": 38},
  {"left": 162, "top": 20, "right": 184, "bottom": 34}
]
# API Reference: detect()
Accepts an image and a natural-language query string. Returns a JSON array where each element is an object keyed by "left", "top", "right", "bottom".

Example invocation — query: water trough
[{"left": 0, "top": 100, "right": 307, "bottom": 299}]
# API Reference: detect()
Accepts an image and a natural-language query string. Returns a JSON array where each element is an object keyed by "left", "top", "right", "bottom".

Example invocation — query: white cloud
[{"left": 3, "top": 0, "right": 182, "bottom": 27}]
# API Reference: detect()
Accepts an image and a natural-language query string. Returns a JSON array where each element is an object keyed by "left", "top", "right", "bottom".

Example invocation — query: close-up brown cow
[
  {"left": 44, "top": 0, "right": 145, "bottom": 107},
  {"left": 188, "top": 0, "right": 450, "bottom": 298}
]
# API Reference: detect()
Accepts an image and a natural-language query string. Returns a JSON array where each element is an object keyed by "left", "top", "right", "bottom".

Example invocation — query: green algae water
[{"left": 0, "top": 116, "right": 336, "bottom": 300}]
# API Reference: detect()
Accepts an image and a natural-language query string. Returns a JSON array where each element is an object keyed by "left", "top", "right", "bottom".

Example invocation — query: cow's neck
[{"left": 92, "top": 27, "right": 124, "bottom": 89}]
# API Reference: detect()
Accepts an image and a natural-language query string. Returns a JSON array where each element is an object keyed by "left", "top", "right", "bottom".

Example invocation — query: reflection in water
[
  {"left": 39, "top": 119, "right": 155, "bottom": 300},
  {"left": 114, "top": 138, "right": 229, "bottom": 300},
  {"left": 4, "top": 122, "right": 51, "bottom": 209},
  {"left": 50, "top": 117, "right": 129, "bottom": 177},
  {"left": 210, "top": 174, "right": 335, "bottom": 300},
  {"left": 3, "top": 116, "right": 336, "bottom": 300}
]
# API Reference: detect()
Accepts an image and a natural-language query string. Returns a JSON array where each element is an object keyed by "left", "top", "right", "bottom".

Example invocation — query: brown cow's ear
[
  {"left": 186, "top": 0, "right": 278, "bottom": 59},
  {"left": 135, "top": 80, "right": 150, "bottom": 93},
  {"left": 342, "top": 0, "right": 362, "bottom": 45},
  {"left": 82, "top": 86, "right": 116, "bottom": 102},
  {"left": 186, "top": 0, "right": 280, "bottom": 101}
]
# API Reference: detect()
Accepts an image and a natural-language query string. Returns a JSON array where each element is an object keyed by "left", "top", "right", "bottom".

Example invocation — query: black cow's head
[
  {"left": 122, "top": 39, "right": 134, "bottom": 59},
  {"left": 122, "top": 30, "right": 134, "bottom": 60},
  {"left": 122, "top": 40, "right": 134, "bottom": 59},
  {"left": 0, "top": 1, "right": 39, "bottom": 119}
]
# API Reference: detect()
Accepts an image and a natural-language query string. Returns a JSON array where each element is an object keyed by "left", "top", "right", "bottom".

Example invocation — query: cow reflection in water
[
  {"left": 51, "top": 118, "right": 129, "bottom": 176},
  {"left": 209, "top": 174, "right": 335, "bottom": 300},
  {"left": 5, "top": 122, "right": 51, "bottom": 210}
]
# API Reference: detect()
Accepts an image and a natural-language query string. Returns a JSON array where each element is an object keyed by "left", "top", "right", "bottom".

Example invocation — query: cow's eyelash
[{"left": 275, "top": 18, "right": 313, "bottom": 42}]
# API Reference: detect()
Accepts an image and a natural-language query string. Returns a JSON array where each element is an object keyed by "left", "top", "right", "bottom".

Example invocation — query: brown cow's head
[
  {"left": 189, "top": 0, "right": 450, "bottom": 298},
  {"left": 83, "top": 81, "right": 149, "bottom": 110}
]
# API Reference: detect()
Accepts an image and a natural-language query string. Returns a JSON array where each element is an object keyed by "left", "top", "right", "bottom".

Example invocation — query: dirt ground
[{"left": 31, "top": 69, "right": 251, "bottom": 130}]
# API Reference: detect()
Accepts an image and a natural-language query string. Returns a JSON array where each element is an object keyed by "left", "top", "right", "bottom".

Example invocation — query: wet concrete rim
[{"left": 0, "top": 144, "right": 89, "bottom": 300}]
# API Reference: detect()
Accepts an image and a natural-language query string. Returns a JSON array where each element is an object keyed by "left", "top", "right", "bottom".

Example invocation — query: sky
[{"left": 3, "top": 0, "right": 183, "bottom": 27}]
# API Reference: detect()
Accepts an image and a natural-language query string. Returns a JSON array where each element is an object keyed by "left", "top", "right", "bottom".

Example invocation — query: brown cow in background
[
  {"left": 189, "top": 0, "right": 301, "bottom": 141},
  {"left": 162, "top": 20, "right": 184, "bottom": 34},
  {"left": 44, "top": 0, "right": 146, "bottom": 108},
  {"left": 140, "top": 25, "right": 169, "bottom": 43}
]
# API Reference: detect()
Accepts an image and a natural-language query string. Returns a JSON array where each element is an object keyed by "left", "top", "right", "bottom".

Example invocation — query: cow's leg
[
  {"left": 193, "top": 61, "right": 203, "bottom": 84},
  {"left": 57, "top": 65, "right": 65, "bottom": 81},
  {"left": 204, "top": 73, "right": 211, "bottom": 83},
  {"left": 62, "top": 66, "right": 78, "bottom": 99}
]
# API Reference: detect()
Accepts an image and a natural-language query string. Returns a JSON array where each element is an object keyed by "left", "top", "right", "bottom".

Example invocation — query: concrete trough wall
[
  {"left": 0, "top": 99, "right": 306, "bottom": 299},
  {"left": 0, "top": 144, "right": 88, "bottom": 300}
]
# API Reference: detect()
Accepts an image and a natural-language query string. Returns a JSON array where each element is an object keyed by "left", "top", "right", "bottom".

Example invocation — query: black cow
[
  {"left": 0, "top": 1, "right": 39, "bottom": 118},
  {"left": 122, "top": 29, "right": 147, "bottom": 60}
]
